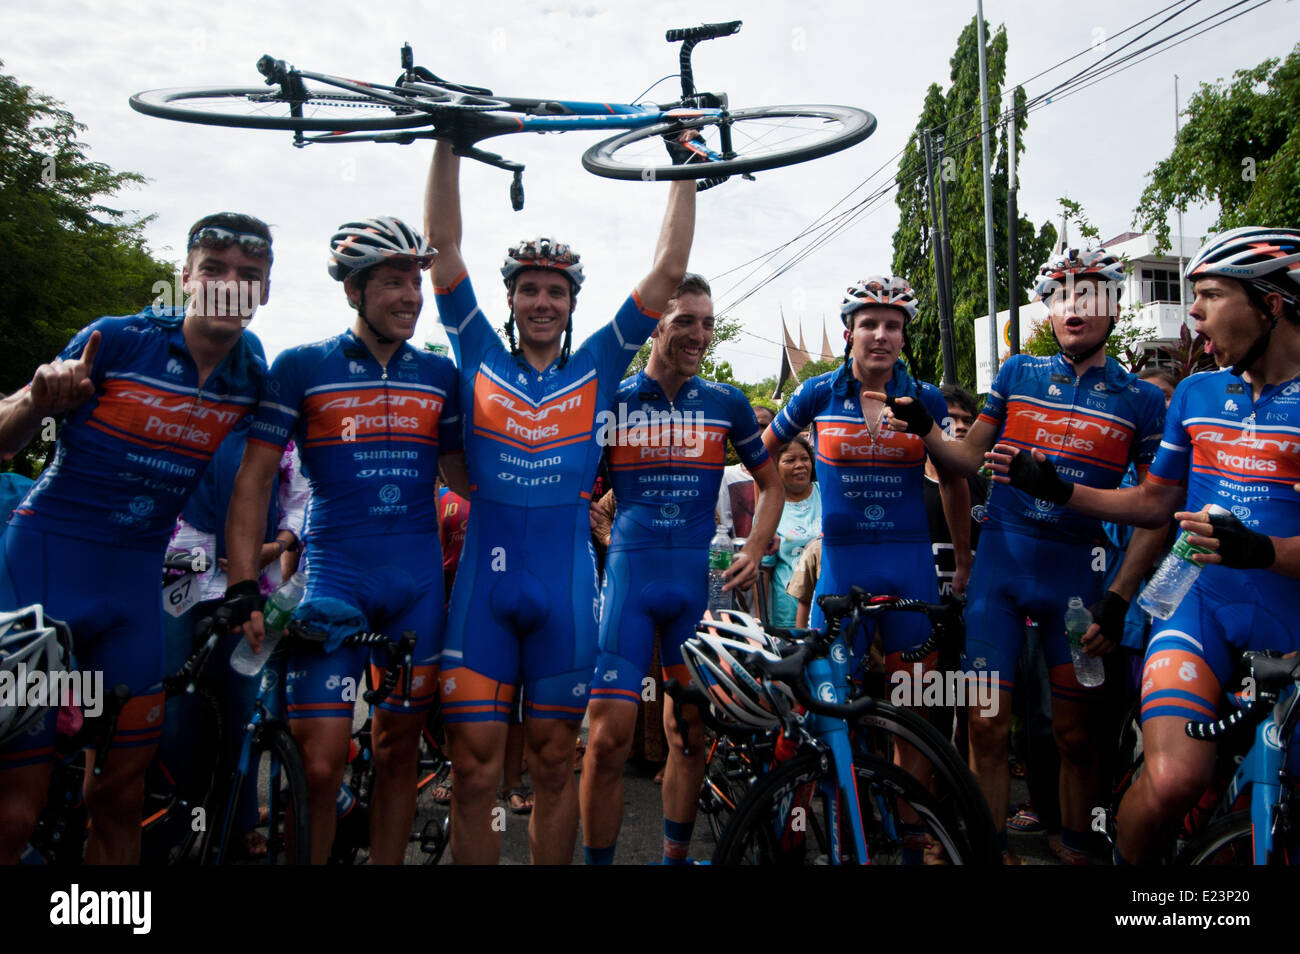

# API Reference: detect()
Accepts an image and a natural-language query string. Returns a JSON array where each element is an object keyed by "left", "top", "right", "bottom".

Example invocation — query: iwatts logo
[
  {"left": 1047, "top": 384, "right": 1062, "bottom": 398},
  {"left": 1224, "top": 399, "right": 1239, "bottom": 413},
  {"left": 165, "top": 358, "right": 184, "bottom": 376},
  {"left": 348, "top": 361, "right": 367, "bottom": 375}
]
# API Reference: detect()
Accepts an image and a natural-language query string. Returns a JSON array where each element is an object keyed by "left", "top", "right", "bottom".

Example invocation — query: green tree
[
  {"left": 891, "top": 18, "right": 1058, "bottom": 390},
  {"left": 1135, "top": 46, "right": 1300, "bottom": 249},
  {"left": 0, "top": 64, "right": 174, "bottom": 411}
]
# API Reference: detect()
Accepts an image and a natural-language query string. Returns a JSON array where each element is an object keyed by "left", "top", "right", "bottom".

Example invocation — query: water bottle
[
  {"left": 708, "top": 526, "right": 733, "bottom": 612},
  {"left": 1065, "top": 597, "right": 1104, "bottom": 688},
  {"left": 1137, "top": 504, "right": 1229, "bottom": 620},
  {"left": 230, "top": 571, "right": 306, "bottom": 677}
]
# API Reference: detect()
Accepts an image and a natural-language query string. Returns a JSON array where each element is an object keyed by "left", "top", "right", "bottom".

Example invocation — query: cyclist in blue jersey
[
  {"left": 578, "top": 274, "right": 783, "bottom": 865},
  {"left": 424, "top": 138, "right": 696, "bottom": 864},
  {"left": 765, "top": 275, "right": 969, "bottom": 864},
  {"left": 913, "top": 247, "right": 1168, "bottom": 863},
  {"left": 0, "top": 212, "right": 272, "bottom": 864},
  {"left": 767, "top": 277, "right": 971, "bottom": 646},
  {"left": 224, "top": 217, "right": 461, "bottom": 864},
  {"left": 988, "top": 227, "right": 1300, "bottom": 863}
]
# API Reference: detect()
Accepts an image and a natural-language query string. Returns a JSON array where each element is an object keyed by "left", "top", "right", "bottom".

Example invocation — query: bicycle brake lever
[
  {"left": 91, "top": 685, "right": 131, "bottom": 778},
  {"left": 510, "top": 170, "right": 524, "bottom": 211}
]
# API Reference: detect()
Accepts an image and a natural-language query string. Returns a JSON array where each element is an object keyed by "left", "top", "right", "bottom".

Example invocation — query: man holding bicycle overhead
[
  {"left": 0, "top": 212, "right": 272, "bottom": 864},
  {"left": 906, "top": 247, "right": 1168, "bottom": 863},
  {"left": 986, "top": 227, "right": 1300, "bottom": 864},
  {"left": 425, "top": 137, "right": 695, "bottom": 864},
  {"left": 225, "top": 217, "right": 461, "bottom": 865},
  {"left": 579, "top": 274, "right": 783, "bottom": 865}
]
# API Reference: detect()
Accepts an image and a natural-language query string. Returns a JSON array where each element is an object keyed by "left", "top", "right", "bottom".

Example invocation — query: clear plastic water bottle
[
  {"left": 1065, "top": 597, "right": 1104, "bottom": 688},
  {"left": 230, "top": 571, "right": 306, "bottom": 677},
  {"left": 708, "top": 526, "right": 733, "bottom": 612},
  {"left": 1137, "top": 504, "right": 1229, "bottom": 620}
]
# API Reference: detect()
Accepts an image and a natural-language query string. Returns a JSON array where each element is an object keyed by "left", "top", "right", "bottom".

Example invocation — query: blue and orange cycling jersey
[
  {"left": 770, "top": 360, "right": 947, "bottom": 544},
  {"left": 435, "top": 273, "right": 657, "bottom": 506},
  {"left": 978, "top": 353, "right": 1166, "bottom": 543},
  {"left": 605, "top": 370, "right": 768, "bottom": 550},
  {"left": 248, "top": 330, "right": 461, "bottom": 539},
  {"left": 9, "top": 307, "right": 266, "bottom": 552},
  {"left": 1134, "top": 368, "right": 1300, "bottom": 722}
]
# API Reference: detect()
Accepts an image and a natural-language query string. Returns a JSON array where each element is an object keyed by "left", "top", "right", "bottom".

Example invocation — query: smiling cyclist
[{"left": 424, "top": 139, "right": 696, "bottom": 864}]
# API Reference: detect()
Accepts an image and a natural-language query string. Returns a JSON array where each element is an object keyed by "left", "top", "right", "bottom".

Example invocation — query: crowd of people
[{"left": 0, "top": 127, "right": 1297, "bottom": 866}]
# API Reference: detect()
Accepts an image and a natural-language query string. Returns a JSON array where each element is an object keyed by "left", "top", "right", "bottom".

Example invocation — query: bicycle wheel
[
  {"left": 129, "top": 85, "right": 503, "bottom": 132},
  {"left": 204, "top": 722, "right": 310, "bottom": 864},
  {"left": 851, "top": 702, "right": 1000, "bottom": 863},
  {"left": 1176, "top": 811, "right": 1258, "bottom": 865},
  {"left": 141, "top": 687, "right": 223, "bottom": 865},
  {"left": 713, "top": 747, "right": 977, "bottom": 865},
  {"left": 699, "top": 736, "right": 761, "bottom": 844},
  {"left": 581, "top": 104, "right": 876, "bottom": 182}
]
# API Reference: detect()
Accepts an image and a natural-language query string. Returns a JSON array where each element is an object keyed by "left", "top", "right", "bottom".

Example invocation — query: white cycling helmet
[
  {"left": 699, "top": 608, "right": 786, "bottom": 655},
  {"left": 0, "top": 605, "right": 72, "bottom": 747},
  {"left": 682, "top": 624, "right": 797, "bottom": 730},
  {"left": 840, "top": 276, "right": 919, "bottom": 326},
  {"left": 328, "top": 216, "right": 436, "bottom": 282},
  {"left": 501, "top": 236, "right": 585, "bottom": 293},
  {"left": 1031, "top": 246, "right": 1125, "bottom": 302},
  {"left": 1184, "top": 226, "right": 1300, "bottom": 306}
]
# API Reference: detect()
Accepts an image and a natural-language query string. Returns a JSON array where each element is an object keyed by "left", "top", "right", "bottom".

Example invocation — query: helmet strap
[
  {"left": 1230, "top": 288, "right": 1279, "bottom": 377},
  {"left": 355, "top": 282, "right": 396, "bottom": 345},
  {"left": 1053, "top": 316, "right": 1113, "bottom": 366}
]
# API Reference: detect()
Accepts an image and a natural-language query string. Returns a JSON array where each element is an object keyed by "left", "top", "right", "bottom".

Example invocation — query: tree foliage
[
  {"left": 625, "top": 311, "right": 743, "bottom": 382},
  {"left": 890, "top": 18, "right": 1058, "bottom": 390},
  {"left": 0, "top": 64, "right": 174, "bottom": 402},
  {"left": 1135, "top": 46, "right": 1300, "bottom": 250}
]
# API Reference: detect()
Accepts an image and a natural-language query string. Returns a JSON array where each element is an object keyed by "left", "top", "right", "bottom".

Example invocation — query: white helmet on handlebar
[{"left": 0, "top": 605, "right": 72, "bottom": 747}]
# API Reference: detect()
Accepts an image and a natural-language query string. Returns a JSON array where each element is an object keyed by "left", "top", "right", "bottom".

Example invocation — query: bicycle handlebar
[
  {"left": 1184, "top": 651, "right": 1299, "bottom": 742},
  {"left": 665, "top": 21, "right": 742, "bottom": 43}
]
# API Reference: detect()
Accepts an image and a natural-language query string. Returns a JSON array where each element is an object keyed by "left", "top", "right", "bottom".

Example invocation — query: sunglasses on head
[{"left": 188, "top": 226, "right": 273, "bottom": 259}]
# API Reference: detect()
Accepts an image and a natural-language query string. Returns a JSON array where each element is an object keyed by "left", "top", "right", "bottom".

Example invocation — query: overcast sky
[{"left": 4, "top": 0, "right": 1298, "bottom": 383}]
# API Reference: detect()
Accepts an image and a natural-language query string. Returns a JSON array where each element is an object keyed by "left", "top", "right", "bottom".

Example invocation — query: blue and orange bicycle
[{"left": 129, "top": 20, "right": 875, "bottom": 209}]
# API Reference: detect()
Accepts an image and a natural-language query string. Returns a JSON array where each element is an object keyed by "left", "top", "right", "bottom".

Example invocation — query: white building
[{"left": 974, "top": 231, "right": 1203, "bottom": 392}]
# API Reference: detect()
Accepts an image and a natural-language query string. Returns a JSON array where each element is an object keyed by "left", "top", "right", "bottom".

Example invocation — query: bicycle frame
[{"left": 1221, "top": 681, "right": 1299, "bottom": 864}]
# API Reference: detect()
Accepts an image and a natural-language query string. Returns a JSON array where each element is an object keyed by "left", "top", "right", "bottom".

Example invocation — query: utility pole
[
  {"left": 977, "top": 0, "right": 999, "bottom": 378},
  {"left": 1007, "top": 107, "right": 1020, "bottom": 355},
  {"left": 1175, "top": 74, "right": 1187, "bottom": 326},
  {"left": 937, "top": 135, "right": 955, "bottom": 338},
  {"left": 923, "top": 129, "right": 957, "bottom": 385}
]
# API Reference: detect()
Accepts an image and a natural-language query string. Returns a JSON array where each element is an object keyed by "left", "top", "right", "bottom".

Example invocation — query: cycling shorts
[
  {"left": 284, "top": 532, "right": 440, "bottom": 721},
  {"left": 1139, "top": 572, "right": 1297, "bottom": 725},
  {"left": 964, "top": 528, "right": 1104, "bottom": 700},
  {"left": 0, "top": 526, "right": 165, "bottom": 769},
  {"left": 809, "top": 540, "right": 939, "bottom": 672},
  {"left": 440, "top": 503, "right": 597, "bottom": 724},
  {"left": 591, "top": 546, "right": 707, "bottom": 704}
]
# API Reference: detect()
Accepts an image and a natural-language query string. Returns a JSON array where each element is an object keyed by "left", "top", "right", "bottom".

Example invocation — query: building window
[{"left": 1140, "top": 267, "right": 1189, "bottom": 304}]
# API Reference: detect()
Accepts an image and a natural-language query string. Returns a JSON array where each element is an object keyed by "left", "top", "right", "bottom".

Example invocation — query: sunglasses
[{"left": 187, "top": 226, "right": 273, "bottom": 260}]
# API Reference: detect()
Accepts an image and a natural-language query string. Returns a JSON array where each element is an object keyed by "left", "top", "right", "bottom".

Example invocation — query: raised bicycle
[{"left": 128, "top": 20, "right": 876, "bottom": 209}]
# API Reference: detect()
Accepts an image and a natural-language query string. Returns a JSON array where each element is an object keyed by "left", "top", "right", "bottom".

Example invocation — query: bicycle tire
[
  {"left": 204, "top": 722, "right": 310, "bottom": 864},
  {"left": 713, "top": 747, "right": 983, "bottom": 865},
  {"left": 581, "top": 104, "right": 876, "bottom": 182},
  {"left": 1174, "top": 810, "right": 1284, "bottom": 865},
  {"left": 141, "top": 686, "right": 224, "bottom": 865},
  {"left": 129, "top": 86, "right": 474, "bottom": 132},
  {"left": 851, "top": 702, "right": 1000, "bottom": 863},
  {"left": 699, "top": 736, "right": 759, "bottom": 844}
]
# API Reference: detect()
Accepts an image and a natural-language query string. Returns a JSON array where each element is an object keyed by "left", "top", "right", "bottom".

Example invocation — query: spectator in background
[
  {"left": 923, "top": 384, "right": 986, "bottom": 597},
  {"left": 762, "top": 434, "right": 821, "bottom": 628}
]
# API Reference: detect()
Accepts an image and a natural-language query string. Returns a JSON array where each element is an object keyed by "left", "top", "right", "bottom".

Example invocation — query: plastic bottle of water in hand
[
  {"left": 230, "top": 571, "right": 306, "bottom": 677},
  {"left": 707, "top": 526, "right": 733, "bottom": 613},
  {"left": 1137, "top": 503, "right": 1229, "bottom": 620},
  {"left": 1065, "top": 597, "right": 1104, "bottom": 688}
]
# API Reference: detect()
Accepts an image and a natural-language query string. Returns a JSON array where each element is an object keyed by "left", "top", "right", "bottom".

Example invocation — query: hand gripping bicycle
[{"left": 129, "top": 20, "right": 876, "bottom": 209}]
